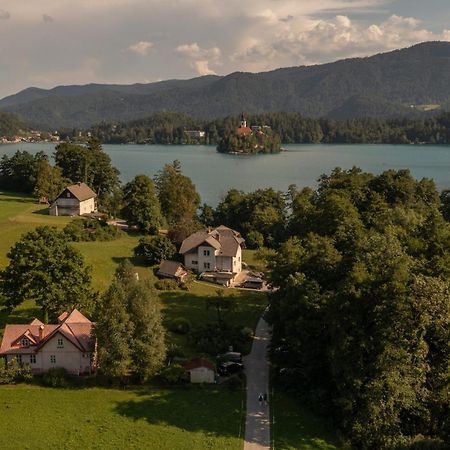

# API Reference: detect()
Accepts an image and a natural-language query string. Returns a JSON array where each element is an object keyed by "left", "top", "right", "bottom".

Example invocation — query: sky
[{"left": 0, "top": 0, "right": 449, "bottom": 98}]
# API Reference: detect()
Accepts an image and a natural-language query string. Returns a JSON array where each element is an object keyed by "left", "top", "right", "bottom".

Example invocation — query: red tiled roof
[
  {"left": 183, "top": 358, "right": 215, "bottom": 371},
  {"left": 236, "top": 127, "right": 252, "bottom": 136},
  {"left": 0, "top": 309, "right": 94, "bottom": 356}
]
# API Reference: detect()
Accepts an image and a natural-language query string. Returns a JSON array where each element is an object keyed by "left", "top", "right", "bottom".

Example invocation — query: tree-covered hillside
[
  {"left": 0, "top": 112, "right": 27, "bottom": 137},
  {"left": 2, "top": 42, "right": 450, "bottom": 129}
]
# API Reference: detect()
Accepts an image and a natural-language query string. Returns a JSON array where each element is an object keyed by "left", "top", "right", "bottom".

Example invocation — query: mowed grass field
[{"left": 0, "top": 385, "right": 245, "bottom": 450}]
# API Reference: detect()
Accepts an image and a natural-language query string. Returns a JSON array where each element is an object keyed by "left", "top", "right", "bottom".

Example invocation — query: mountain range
[{"left": 2, "top": 41, "right": 450, "bottom": 130}]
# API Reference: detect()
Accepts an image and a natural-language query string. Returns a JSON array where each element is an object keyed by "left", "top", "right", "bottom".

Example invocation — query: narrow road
[{"left": 243, "top": 316, "right": 271, "bottom": 450}]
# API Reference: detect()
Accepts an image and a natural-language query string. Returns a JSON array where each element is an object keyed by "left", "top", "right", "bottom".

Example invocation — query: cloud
[
  {"left": 232, "top": 13, "right": 450, "bottom": 70},
  {"left": 0, "top": 9, "right": 10, "bottom": 20},
  {"left": 127, "top": 41, "right": 154, "bottom": 56},
  {"left": 42, "top": 14, "right": 54, "bottom": 23},
  {"left": 176, "top": 42, "right": 221, "bottom": 75}
]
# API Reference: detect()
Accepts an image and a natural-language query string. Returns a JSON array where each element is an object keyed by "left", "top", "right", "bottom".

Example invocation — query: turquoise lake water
[{"left": 1, "top": 143, "right": 450, "bottom": 205}]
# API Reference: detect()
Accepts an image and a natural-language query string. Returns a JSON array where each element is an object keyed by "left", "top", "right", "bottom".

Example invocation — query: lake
[{"left": 2, "top": 143, "right": 450, "bottom": 205}]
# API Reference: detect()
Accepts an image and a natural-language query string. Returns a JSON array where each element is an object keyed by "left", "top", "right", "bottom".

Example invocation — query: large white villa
[{"left": 179, "top": 225, "right": 245, "bottom": 285}]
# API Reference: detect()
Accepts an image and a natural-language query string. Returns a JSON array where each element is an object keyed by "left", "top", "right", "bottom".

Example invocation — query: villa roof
[
  {"left": 0, "top": 309, "right": 94, "bottom": 356},
  {"left": 179, "top": 225, "right": 244, "bottom": 257},
  {"left": 158, "top": 260, "right": 187, "bottom": 278},
  {"left": 59, "top": 182, "right": 97, "bottom": 202}
]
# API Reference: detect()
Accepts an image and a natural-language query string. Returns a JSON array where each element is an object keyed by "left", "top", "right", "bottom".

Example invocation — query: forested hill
[
  {"left": 2, "top": 41, "right": 450, "bottom": 129},
  {"left": 0, "top": 112, "right": 28, "bottom": 137}
]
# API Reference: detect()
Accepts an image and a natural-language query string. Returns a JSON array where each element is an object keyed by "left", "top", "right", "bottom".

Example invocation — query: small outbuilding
[
  {"left": 157, "top": 260, "right": 188, "bottom": 283},
  {"left": 183, "top": 358, "right": 215, "bottom": 384}
]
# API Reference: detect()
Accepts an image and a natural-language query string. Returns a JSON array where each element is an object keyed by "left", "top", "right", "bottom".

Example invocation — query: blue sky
[{"left": 0, "top": 0, "right": 448, "bottom": 98}]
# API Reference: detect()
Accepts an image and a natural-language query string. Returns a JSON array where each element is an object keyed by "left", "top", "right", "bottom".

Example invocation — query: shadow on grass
[
  {"left": 31, "top": 208, "right": 51, "bottom": 216},
  {"left": 114, "top": 387, "right": 242, "bottom": 440}
]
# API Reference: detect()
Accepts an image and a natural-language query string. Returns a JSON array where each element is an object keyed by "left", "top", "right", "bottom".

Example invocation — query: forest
[{"left": 85, "top": 111, "right": 450, "bottom": 145}]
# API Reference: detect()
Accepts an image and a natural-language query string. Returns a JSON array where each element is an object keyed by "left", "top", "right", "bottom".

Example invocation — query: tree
[
  {"left": 54, "top": 139, "right": 120, "bottom": 201},
  {"left": 95, "top": 261, "right": 166, "bottom": 382},
  {"left": 0, "top": 226, "right": 93, "bottom": 322},
  {"left": 134, "top": 235, "right": 176, "bottom": 265},
  {"left": 122, "top": 175, "right": 163, "bottom": 233},
  {"left": 154, "top": 160, "right": 200, "bottom": 226},
  {"left": 33, "top": 157, "right": 66, "bottom": 202}
]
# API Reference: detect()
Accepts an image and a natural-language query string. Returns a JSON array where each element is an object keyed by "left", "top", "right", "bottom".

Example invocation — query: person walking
[{"left": 258, "top": 393, "right": 264, "bottom": 407}]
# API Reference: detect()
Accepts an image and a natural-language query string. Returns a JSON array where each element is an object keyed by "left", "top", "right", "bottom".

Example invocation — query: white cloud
[
  {"left": 127, "top": 41, "right": 154, "bottom": 55},
  {"left": 176, "top": 42, "right": 221, "bottom": 75},
  {"left": 0, "top": 9, "right": 10, "bottom": 20},
  {"left": 232, "top": 13, "right": 450, "bottom": 70}
]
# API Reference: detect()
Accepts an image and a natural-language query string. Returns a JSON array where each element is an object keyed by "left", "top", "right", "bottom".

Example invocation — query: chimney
[{"left": 39, "top": 325, "right": 44, "bottom": 341}]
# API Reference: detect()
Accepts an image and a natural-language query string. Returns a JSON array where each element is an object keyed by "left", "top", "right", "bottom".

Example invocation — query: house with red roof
[{"left": 0, "top": 309, "right": 96, "bottom": 375}]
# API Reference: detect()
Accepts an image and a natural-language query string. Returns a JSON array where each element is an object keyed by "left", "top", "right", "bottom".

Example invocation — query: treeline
[{"left": 84, "top": 111, "right": 450, "bottom": 145}]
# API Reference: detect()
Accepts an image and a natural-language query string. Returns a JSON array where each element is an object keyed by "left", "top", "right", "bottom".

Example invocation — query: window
[
  {"left": 30, "top": 354, "right": 36, "bottom": 364},
  {"left": 191, "top": 260, "right": 198, "bottom": 265},
  {"left": 66, "top": 192, "right": 70, "bottom": 198},
  {"left": 204, "top": 262, "right": 210, "bottom": 269},
  {"left": 50, "top": 355, "right": 56, "bottom": 364},
  {"left": 16, "top": 355, "right": 22, "bottom": 364},
  {"left": 20, "top": 338, "right": 29, "bottom": 347},
  {"left": 57, "top": 338, "right": 64, "bottom": 348},
  {"left": 203, "top": 249, "right": 210, "bottom": 256},
  {"left": 234, "top": 260, "right": 236, "bottom": 266}
]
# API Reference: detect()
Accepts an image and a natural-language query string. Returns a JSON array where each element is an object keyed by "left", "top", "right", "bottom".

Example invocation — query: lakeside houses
[
  {"left": 49, "top": 182, "right": 97, "bottom": 216},
  {"left": 179, "top": 225, "right": 245, "bottom": 286},
  {"left": 0, "top": 309, "right": 96, "bottom": 375},
  {"left": 184, "top": 130, "right": 206, "bottom": 139}
]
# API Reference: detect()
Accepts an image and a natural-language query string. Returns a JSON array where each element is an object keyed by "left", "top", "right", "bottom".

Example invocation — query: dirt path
[{"left": 243, "top": 316, "right": 271, "bottom": 450}]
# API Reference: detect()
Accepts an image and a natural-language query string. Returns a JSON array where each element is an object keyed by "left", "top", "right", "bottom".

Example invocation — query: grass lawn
[
  {"left": 0, "top": 385, "right": 245, "bottom": 450},
  {"left": 161, "top": 282, "right": 267, "bottom": 357},
  {"left": 272, "top": 388, "right": 341, "bottom": 450}
]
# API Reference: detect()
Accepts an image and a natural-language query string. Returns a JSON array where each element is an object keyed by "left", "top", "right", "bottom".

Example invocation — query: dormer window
[
  {"left": 20, "top": 338, "right": 30, "bottom": 347},
  {"left": 203, "top": 250, "right": 210, "bottom": 256},
  {"left": 66, "top": 192, "right": 70, "bottom": 198},
  {"left": 57, "top": 338, "right": 64, "bottom": 348}
]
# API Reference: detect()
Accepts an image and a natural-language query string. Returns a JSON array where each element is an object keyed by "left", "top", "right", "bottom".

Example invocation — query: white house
[
  {"left": 179, "top": 225, "right": 245, "bottom": 285},
  {"left": 0, "top": 309, "right": 96, "bottom": 375},
  {"left": 49, "top": 182, "right": 97, "bottom": 216},
  {"left": 183, "top": 358, "right": 215, "bottom": 383}
]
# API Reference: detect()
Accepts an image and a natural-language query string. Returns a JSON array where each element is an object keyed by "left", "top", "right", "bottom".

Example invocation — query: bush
[
  {"left": 166, "top": 344, "right": 186, "bottom": 359},
  {"left": 160, "top": 364, "right": 187, "bottom": 385},
  {"left": 191, "top": 322, "right": 254, "bottom": 355},
  {"left": 64, "top": 218, "right": 123, "bottom": 242},
  {"left": 224, "top": 373, "right": 244, "bottom": 391},
  {"left": 169, "top": 317, "right": 191, "bottom": 335},
  {"left": 155, "top": 279, "right": 178, "bottom": 290},
  {"left": 0, "top": 358, "right": 33, "bottom": 384},
  {"left": 42, "top": 367, "right": 69, "bottom": 388},
  {"left": 134, "top": 235, "right": 176, "bottom": 265}
]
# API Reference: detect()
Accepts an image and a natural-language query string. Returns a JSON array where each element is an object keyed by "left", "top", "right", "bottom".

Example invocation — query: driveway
[{"left": 243, "top": 316, "right": 271, "bottom": 449}]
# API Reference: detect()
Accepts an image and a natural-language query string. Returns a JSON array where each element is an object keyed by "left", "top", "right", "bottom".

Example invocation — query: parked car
[
  {"left": 217, "top": 351, "right": 242, "bottom": 363},
  {"left": 218, "top": 361, "right": 244, "bottom": 376}
]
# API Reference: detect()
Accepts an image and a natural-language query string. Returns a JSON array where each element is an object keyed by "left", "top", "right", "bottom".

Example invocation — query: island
[{"left": 217, "top": 114, "right": 282, "bottom": 154}]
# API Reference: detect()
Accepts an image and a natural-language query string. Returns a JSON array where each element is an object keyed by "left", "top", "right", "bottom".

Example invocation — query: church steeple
[{"left": 240, "top": 112, "right": 247, "bottom": 128}]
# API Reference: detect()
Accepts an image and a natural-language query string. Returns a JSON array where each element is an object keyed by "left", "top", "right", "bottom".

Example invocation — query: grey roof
[
  {"left": 58, "top": 183, "right": 97, "bottom": 201},
  {"left": 158, "top": 260, "right": 187, "bottom": 277},
  {"left": 179, "top": 225, "right": 244, "bottom": 257}
]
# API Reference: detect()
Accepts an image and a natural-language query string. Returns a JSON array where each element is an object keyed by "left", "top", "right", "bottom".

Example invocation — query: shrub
[
  {"left": 166, "top": 344, "right": 186, "bottom": 359},
  {"left": 42, "top": 368, "right": 69, "bottom": 388},
  {"left": 160, "top": 364, "right": 187, "bottom": 385},
  {"left": 134, "top": 235, "right": 176, "bottom": 265},
  {"left": 224, "top": 373, "right": 244, "bottom": 391},
  {"left": 0, "top": 358, "right": 33, "bottom": 384},
  {"left": 64, "top": 218, "right": 123, "bottom": 242},
  {"left": 155, "top": 279, "right": 178, "bottom": 291},
  {"left": 169, "top": 317, "right": 191, "bottom": 335}
]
